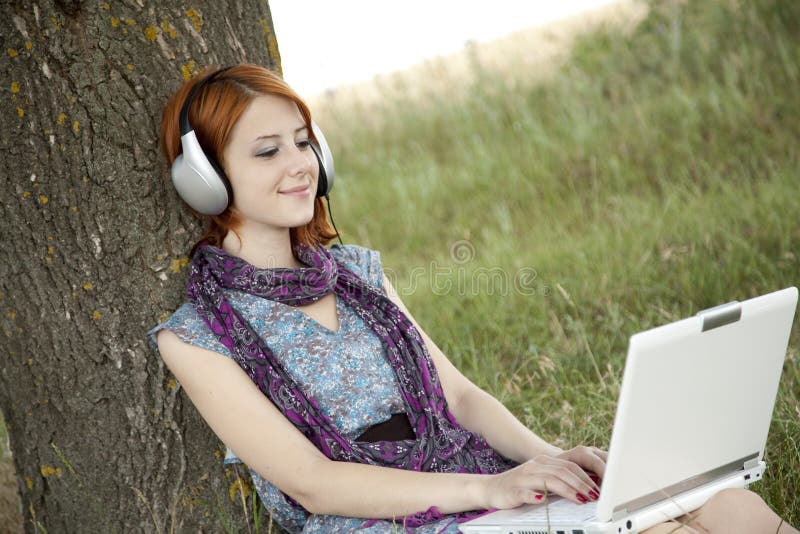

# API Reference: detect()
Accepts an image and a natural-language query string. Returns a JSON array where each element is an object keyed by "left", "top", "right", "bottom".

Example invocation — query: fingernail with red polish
[
  {"left": 535, "top": 494, "right": 544, "bottom": 501},
  {"left": 576, "top": 493, "right": 588, "bottom": 503},
  {"left": 588, "top": 490, "right": 599, "bottom": 500}
]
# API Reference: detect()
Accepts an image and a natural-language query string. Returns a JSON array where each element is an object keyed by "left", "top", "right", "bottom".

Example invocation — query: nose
[{"left": 287, "top": 144, "right": 316, "bottom": 177}]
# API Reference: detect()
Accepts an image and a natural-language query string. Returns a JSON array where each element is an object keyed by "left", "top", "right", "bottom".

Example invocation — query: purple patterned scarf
[{"left": 187, "top": 241, "right": 516, "bottom": 527}]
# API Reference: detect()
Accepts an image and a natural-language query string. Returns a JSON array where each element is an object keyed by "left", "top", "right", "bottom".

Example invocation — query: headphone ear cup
[
  {"left": 171, "top": 130, "right": 232, "bottom": 215},
  {"left": 311, "top": 122, "right": 335, "bottom": 197},
  {"left": 310, "top": 142, "right": 328, "bottom": 198},
  {"left": 206, "top": 155, "right": 234, "bottom": 206}
]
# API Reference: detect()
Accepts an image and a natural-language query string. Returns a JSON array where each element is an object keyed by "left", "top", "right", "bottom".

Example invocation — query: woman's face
[{"left": 222, "top": 93, "right": 318, "bottom": 233}]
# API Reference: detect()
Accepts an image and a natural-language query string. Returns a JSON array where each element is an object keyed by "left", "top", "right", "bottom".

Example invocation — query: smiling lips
[{"left": 279, "top": 183, "right": 311, "bottom": 196}]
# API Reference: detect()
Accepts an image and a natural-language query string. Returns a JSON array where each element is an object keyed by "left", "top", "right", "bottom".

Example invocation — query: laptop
[{"left": 460, "top": 286, "right": 798, "bottom": 534}]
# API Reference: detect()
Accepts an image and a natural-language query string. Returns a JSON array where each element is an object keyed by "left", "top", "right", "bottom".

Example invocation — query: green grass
[{"left": 316, "top": 0, "right": 800, "bottom": 526}]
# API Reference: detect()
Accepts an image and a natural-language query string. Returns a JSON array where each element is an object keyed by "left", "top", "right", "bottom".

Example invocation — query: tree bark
[{"left": 0, "top": 1, "right": 282, "bottom": 531}]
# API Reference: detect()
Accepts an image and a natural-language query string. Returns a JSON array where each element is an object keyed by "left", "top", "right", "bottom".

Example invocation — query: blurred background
[{"left": 269, "top": 0, "right": 625, "bottom": 98}]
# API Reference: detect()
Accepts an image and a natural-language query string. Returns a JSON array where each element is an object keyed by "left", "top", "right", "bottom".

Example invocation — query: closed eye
[
  {"left": 255, "top": 148, "right": 278, "bottom": 158},
  {"left": 296, "top": 139, "right": 312, "bottom": 149}
]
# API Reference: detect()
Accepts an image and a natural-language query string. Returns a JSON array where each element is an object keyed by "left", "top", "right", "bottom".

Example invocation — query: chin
[{"left": 289, "top": 208, "right": 316, "bottom": 228}]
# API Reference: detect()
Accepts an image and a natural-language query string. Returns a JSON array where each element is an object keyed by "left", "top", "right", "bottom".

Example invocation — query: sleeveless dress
[{"left": 147, "top": 244, "right": 464, "bottom": 533}]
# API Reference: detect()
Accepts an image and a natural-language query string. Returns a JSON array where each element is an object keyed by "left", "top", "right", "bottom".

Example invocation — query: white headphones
[{"left": 171, "top": 67, "right": 335, "bottom": 215}]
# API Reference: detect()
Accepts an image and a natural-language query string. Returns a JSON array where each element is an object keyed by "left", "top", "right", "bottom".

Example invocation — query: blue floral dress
[{"left": 147, "top": 244, "right": 464, "bottom": 533}]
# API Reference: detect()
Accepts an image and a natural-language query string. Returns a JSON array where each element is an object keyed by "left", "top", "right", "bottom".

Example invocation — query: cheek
[{"left": 230, "top": 167, "right": 279, "bottom": 195}]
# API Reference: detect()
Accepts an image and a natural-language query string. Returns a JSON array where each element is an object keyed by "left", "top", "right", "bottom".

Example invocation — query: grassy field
[
  {"left": 314, "top": 0, "right": 800, "bottom": 527},
  {"left": 3, "top": 0, "right": 798, "bottom": 531}
]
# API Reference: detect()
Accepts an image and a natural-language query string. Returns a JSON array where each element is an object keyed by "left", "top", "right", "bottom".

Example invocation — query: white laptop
[{"left": 460, "top": 286, "right": 798, "bottom": 534}]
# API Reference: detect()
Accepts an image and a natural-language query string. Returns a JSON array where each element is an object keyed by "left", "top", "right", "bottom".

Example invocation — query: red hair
[{"left": 159, "top": 64, "right": 338, "bottom": 253}]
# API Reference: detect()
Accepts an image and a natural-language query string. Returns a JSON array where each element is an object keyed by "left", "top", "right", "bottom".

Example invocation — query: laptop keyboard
[{"left": 507, "top": 498, "right": 598, "bottom": 524}]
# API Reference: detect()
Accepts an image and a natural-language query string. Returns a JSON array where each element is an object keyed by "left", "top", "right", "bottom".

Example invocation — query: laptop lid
[{"left": 596, "top": 286, "right": 798, "bottom": 522}]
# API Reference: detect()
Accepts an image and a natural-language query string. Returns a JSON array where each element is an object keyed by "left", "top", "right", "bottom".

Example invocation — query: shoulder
[
  {"left": 329, "top": 243, "right": 384, "bottom": 290},
  {"left": 146, "top": 302, "right": 229, "bottom": 356}
]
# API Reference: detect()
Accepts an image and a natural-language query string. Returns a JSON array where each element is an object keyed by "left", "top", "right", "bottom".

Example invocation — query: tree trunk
[{"left": 0, "top": 1, "right": 282, "bottom": 531}]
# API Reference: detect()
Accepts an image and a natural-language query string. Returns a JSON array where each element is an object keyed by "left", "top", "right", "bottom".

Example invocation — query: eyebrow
[{"left": 251, "top": 125, "right": 308, "bottom": 143}]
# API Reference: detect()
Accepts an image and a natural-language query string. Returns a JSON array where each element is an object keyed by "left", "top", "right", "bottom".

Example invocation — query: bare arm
[
  {"left": 157, "top": 329, "right": 490, "bottom": 517},
  {"left": 381, "top": 274, "right": 607, "bottom": 504},
  {"left": 157, "top": 279, "right": 605, "bottom": 517}
]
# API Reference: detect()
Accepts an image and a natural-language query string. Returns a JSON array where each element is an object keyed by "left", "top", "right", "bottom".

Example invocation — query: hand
[
  {"left": 481, "top": 445, "right": 607, "bottom": 510},
  {"left": 555, "top": 445, "right": 608, "bottom": 481}
]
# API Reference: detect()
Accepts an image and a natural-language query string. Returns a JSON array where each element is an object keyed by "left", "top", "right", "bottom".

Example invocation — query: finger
[
  {"left": 532, "top": 460, "right": 598, "bottom": 502},
  {"left": 532, "top": 473, "right": 592, "bottom": 505},
  {"left": 564, "top": 446, "right": 607, "bottom": 481},
  {"left": 582, "top": 450, "right": 607, "bottom": 480},
  {"left": 543, "top": 454, "right": 601, "bottom": 494},
  {"left": 521, "top": 489, "right": 546, "bottom": 505},
  {"left": 591, "top": 446, "right": 609, "bottom": 463}
]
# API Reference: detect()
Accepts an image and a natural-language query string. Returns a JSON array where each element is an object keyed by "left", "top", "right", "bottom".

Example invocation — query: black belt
[{"left": 356, "top": 413, "right": 415, "bottom": 442}]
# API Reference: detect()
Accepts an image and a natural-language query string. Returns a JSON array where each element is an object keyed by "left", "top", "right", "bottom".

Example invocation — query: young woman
[{"left": 149, "top": 64, "right": 797, "bottom": 534}]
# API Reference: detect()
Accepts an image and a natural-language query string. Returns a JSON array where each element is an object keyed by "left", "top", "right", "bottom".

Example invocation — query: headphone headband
[{"left": 179, "top": 67, "right": 233, "bottom": 136}]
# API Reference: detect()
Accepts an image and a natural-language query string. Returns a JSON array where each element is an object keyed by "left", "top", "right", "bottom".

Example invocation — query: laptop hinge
[
  {"left": 743, "top": 456, "right": 760, "bottom": 470},
  {"left": 697, "top": 301, "right": 741, "bottom": 332},
  {"left": 612, "top": 508, "right": 628, "bottom": 521},
  {"left": 611, "top": 452, "right": 759, "bottom": 517}
]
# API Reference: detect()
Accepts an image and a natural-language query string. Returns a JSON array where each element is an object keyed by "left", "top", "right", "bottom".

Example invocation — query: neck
[{"left": 221, "top": 225, "right": 305, "bottom": 269}]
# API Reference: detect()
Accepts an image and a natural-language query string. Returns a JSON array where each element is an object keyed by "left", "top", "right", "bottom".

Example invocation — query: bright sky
[{"left": 269, "top": 0, "right": 620, "bottom": 99}]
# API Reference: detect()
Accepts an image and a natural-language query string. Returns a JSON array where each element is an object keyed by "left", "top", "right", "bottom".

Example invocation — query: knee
[
  {"left": 697, "top": 488, "right": 792, "bottom": 533},
  {"left": 704, "top": 487, "right": 766, "bottom": 514}
]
